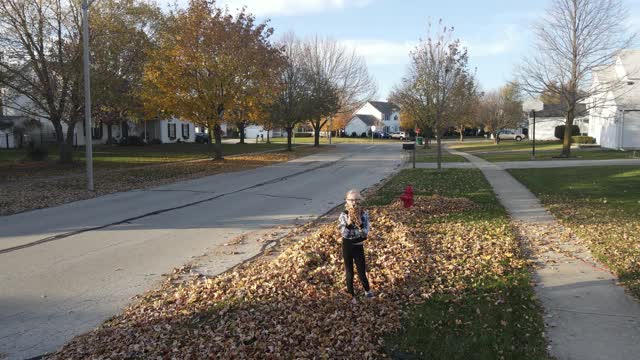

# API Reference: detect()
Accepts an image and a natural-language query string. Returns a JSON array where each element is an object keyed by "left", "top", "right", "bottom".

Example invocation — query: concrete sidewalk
[{"left": 449, "top": 148, "right": 640, "bottom": 360}]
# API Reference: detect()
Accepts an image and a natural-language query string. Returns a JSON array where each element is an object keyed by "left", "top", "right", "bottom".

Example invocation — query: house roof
[
  {"left": 611, "top": 82, "right": 640, "bottom": 108},
  {"left": 533, "top": 103, "right": 587, "bottom": 118},
  {"left": 619, "top": 49, "right": 640, "bottom": 80},
  {"left": 368, "top": 101, "right": 399, "bottom": 115},
  {"left": 354, "top": 114, "right": 382, "bottom": 127}
]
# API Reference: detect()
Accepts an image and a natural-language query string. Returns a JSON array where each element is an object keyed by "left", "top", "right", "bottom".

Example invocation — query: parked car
[
  {"left": 498, "top": 129, "right": 526, "bottom": 141},
  {"left": 375, "top": 132, "right": 391, "bottom": 139},
  {"left": 390, "top": 131, "right": 407, "bottom": 140},
  {"left": 195, "top": 132, "right": 210, "bottom": 144}
]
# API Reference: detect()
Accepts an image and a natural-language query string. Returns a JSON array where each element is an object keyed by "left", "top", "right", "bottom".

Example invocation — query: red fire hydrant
[{"left": 400, "top": 185, "right": 414, "bottom": 208}]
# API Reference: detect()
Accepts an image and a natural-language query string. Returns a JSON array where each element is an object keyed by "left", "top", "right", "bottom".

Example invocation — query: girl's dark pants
[{"left": 342, "top": 239, "right": 370, "bottom": 296}]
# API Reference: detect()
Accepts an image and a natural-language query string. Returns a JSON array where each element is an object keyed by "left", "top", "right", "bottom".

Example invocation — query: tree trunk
[
  {"left": 207, "top": 120, "right": 215, "bottom": 157},
  {"left": 238, "top": 122, "right": 245, "bottom": 144},
  {"left": 53, "top": 120, "right": 73, "bottom": 163},
  {"left": 562, "top": 109, "right": 574, "bottom": 157},
  {"left": 106, "top": 123, "right": 113, "bottom": 144},
  {"left": 214, "top": 124, "right": 223, "bottom": 160},
  {"left": 286, "top": 126, "right": 293, "bottom": 151},
  {"left": 60, "top": 122, "right": 76, "bottom": 163},
  {"left": 459, "top": 131, "right": 464, "bottom": 142},
  {"left": 266, "top": 130, "right": 270, "bottom": 144},
  {"left": 494, "top": 132, "right": 500, "bottom": 144}
]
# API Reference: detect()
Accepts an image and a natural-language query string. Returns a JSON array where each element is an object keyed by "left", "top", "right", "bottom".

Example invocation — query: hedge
[
  {"left": 554, "top": 125, "right": 580, "bottom": 139},
  {"left": 571, "top": 136, "right": 596, "bottom": 144}
]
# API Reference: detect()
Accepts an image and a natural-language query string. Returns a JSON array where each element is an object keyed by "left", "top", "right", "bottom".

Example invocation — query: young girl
[{"left": 338, "top": 189, "right": 373, "bottom": 303}]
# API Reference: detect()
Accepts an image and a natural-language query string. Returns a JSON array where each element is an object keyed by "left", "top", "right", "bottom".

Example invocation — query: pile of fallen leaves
[
  {"left": 0, "top": 150, "right": 315, "bottom": 216},
  {"left": 49, "top": 195, "right": 527, "bottom": 359}
]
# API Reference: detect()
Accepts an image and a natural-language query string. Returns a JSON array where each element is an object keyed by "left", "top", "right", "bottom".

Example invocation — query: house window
[
  {"left": 384, "top": 114, "right": 389, "bottom": 121},
  {"left": 182, "top": 123, "right": 190, "bottom": 138},
  {"left": 394, "top": 115, "right": 398, "bottom": 121},
  {"left": 168, "top": 123, "right": 176, "bottom": 139}
]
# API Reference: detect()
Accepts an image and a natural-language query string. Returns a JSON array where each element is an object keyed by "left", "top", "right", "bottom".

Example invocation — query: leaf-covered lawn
[
  {"left": 509, "top": 166, "right": 640, "bottom": 299},
  {"left": 479, "top": 149, "right": 636, "bottom": 162},
  {"left": 0, "top": 143, "right": 297, "bottom": 181},
  {"left": 49, "top": 169, "right": 547, "bottom": 359},
  {"left": 0, "top": 148, "right": 319, "bottom": 216}
]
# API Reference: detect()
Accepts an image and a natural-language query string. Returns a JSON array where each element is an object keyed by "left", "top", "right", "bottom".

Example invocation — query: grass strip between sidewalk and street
[
  {"left": 48, "top": 168, "right": 547, "bottom": 359},
  {"left": 509, "top": 166, "right": 640, "bottom": 299}
]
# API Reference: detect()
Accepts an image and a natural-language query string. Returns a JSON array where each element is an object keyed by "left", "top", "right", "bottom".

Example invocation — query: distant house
[
  {"left": 0, "top": 89, "right": 198, "bottom": 146},
  {"left": 345, "top": 101, "right": 401, "bottom": 136},
  {"left": 527, "top": 103, "right": 588, "bottom": 141},
  {"left": 587, "top": 49, "right": 640, "bottom": 150},
  {"left": 345, "top": 114, "right": 383, "bottom": 136}
]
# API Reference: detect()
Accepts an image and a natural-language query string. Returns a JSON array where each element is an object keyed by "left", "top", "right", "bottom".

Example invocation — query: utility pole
[{"left": 82, "top": 0, "right": 96, "bottom": 191}]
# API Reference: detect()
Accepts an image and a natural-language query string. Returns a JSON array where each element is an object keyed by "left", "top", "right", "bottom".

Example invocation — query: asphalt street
[{"left": 0, "top": 143, "right": 404, "bottom": 359}]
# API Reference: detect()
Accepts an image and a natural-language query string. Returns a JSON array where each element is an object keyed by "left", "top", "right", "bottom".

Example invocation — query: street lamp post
[
  {"left": 82, "top": 0, "right": 97, "bottom": 191},
  {"left": 370, "top": 125, "right": 376, "bottom": 144}
]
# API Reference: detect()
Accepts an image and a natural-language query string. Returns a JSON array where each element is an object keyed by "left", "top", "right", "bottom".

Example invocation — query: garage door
[{"left": 623, "top": 111, "right": 640, "bottom": 150}]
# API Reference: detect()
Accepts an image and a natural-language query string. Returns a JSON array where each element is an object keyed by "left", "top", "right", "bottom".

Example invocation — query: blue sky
[{"left": 210, "top": 0, "right": 640, "bottom": 101}]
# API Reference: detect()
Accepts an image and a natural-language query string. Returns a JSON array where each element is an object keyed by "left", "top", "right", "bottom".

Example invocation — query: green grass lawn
[
  {"left": 478, "top": 149, "right": 637, "bottom": 162},
  {"left": 509, "top": 166, "right": 640, "bottom": 299},
  {"left": 414, "top": 146, "right": 468, "bottom": 163},
  {"left": 448, "top": 140, "right": 562, "bottom": 153},
  {"left": 0, "top": 142, "right": 302, "bottom": 181},
  {"left": 370, "top": 169, "right": 547, "bottom": 359},
  {"left": 0, "top": 142, "right": 292, "bottom": 164}
]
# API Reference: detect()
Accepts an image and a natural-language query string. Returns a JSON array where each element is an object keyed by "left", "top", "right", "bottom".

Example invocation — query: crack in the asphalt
[
  {"left": 256, "top": 193, "right": 313, "bottom": 201},
  {"left": 0, "top": 157, "right": 346, "bottom": 255},
  {"left": 144, "top": 189, "right": 217, "bottom": 194}
]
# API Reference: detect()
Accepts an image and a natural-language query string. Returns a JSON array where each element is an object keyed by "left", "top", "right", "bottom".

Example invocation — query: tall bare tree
[
  {"left": 519, "top": 0, "right": 636, "bottom": 157},
  {"left": 302, "top": 36, "right": 376, "bottom": 147},
  {"left": 450, "top": 73, "right": 480, "bottom": 142},
  {"left": 0, "top": 0, "right": 83, "bottom": 163},
  {"left": 394, "top": 20, "right": 471, "bottom": 170},
  {"left": 269, "top": 34, "right": 307, "bottom": 151},
  {"left": 478, "top": 82, "right": 524, "bottom": 144}
]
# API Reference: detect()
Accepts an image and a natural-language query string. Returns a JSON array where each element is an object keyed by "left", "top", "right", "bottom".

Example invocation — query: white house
[
  {"left": 345, "top": 114, "right": 384, "bottom": 136},
  {"left": 527, "top": 103, "right": 588, "bottom": 141},
  {"left": 587, "top": 50, "right": 640, "bottom": 150},
  {"left": 345, "top": 101, "right": 401, "bottom": 136}
]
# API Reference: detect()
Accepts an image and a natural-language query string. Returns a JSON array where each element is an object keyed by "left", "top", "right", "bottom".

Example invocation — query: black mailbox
[{"left": 402, "top": 143, "right": 415, "bottom": 150}]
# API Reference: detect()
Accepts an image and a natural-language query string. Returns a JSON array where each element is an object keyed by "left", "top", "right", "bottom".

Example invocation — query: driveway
[{"left": 0, "top": 143, "right": 403, "bottom": 359}]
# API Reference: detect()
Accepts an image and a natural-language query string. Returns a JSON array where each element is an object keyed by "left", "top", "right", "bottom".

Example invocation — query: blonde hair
[{"left": 345, "top": 189, "right": 362, "bottom": 199}]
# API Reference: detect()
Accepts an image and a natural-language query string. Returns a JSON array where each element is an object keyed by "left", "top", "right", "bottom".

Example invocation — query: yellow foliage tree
[{"left": 143, "top": 0, "right": 281, "bottom": 159}]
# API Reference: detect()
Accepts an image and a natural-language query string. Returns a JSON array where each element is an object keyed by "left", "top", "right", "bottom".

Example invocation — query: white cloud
[
  {"left": 339, "top": 39, "right": 416, "bottom": 66},
  {"left": 217, "top": 0, "right": 372, "bottom": 17}
]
